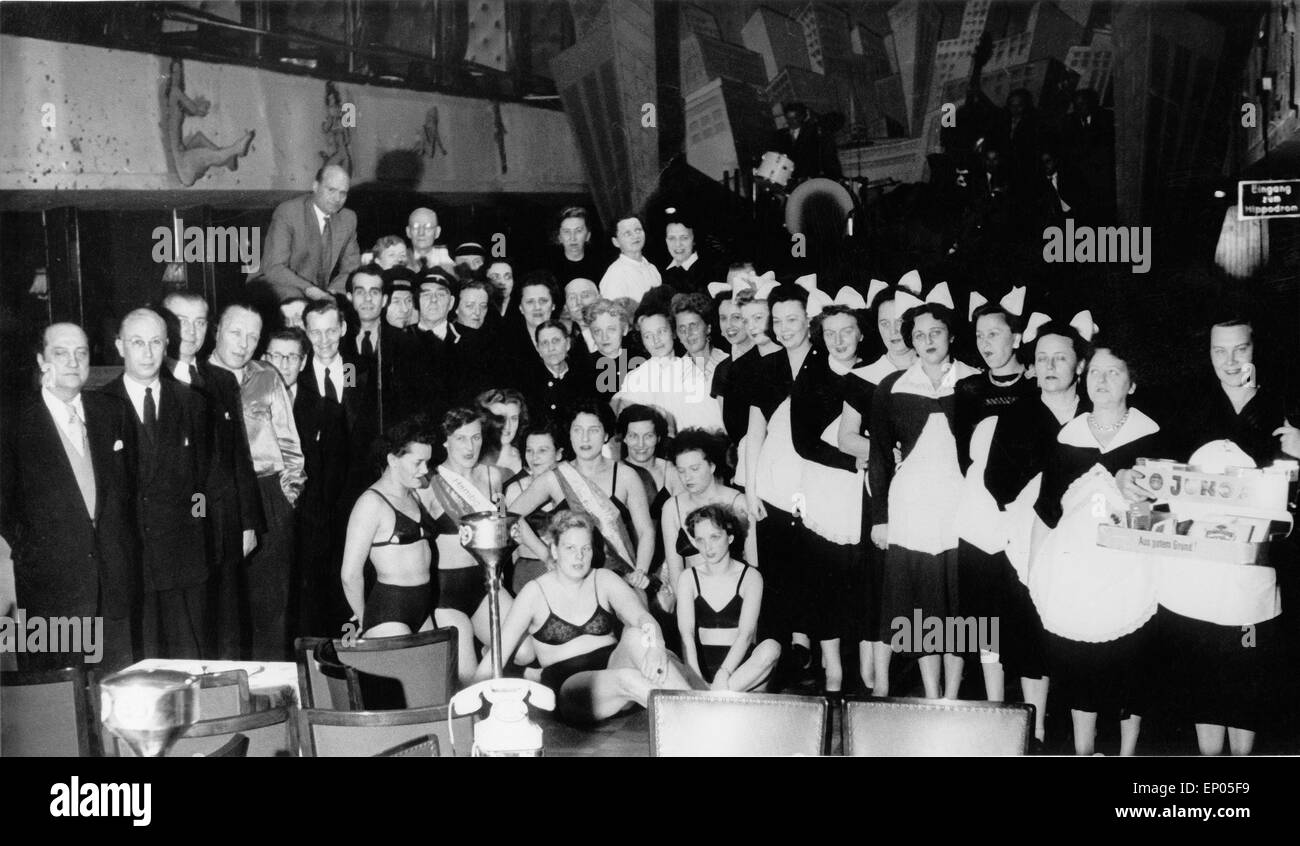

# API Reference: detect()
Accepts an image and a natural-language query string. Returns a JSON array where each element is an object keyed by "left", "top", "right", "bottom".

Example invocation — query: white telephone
[{"left": 449, "top": 679, "right": 555, "bottom": 756}]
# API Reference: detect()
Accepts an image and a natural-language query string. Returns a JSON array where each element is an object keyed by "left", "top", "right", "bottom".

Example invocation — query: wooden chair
[
  {"left": 295, "top": 637, "right": 364, "bottom": 710},
  {"left": 842, "top": 697, "right": 1034, "bottom": 756},
  {"left": 115, "top": 707, "right": 297, "bottom": 758},
  {"left": 648, "top": 690, "right": 829, "bottom": 757},
  {"left": 298, "top": 704, "right": 473, "bottom": 758},
  {"left": 374, "top": 734, "right": 441, "bottom": 757},
  {"left": 202, "top": 733, "right": 250, "bottom": 758},
  {"left": 197, "top": 669, "right": 252, "bottom": 719},
  {"left": 1, "top": 667, "right": 96, "bottom": 757},
  {"left": 331, "top": 627, "right": 458, "bottom": 709}
]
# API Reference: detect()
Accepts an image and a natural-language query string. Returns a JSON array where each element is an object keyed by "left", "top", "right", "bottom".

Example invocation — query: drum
[
  {"left": 784, "top": 177, "right": 860, "bottom": 237},
  {"left": 754, "top": 151, "right": 795, "bottom": 190}
]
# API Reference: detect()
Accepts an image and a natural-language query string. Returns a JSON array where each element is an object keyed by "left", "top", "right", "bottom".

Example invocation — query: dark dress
[
  {"left": 1155, "top": 383, "right": 1291, "bottom": 730},
  {"left": 1032, "top": 408, "right": 1165, "bottom": 718},
  {"left": 952, "top": 371, "right": 1038, "bottom": 659}
]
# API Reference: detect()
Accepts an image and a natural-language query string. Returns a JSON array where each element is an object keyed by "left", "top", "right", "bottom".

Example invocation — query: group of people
[{"left": 5, "top": 155, "right": 1297, "bottom": 752}]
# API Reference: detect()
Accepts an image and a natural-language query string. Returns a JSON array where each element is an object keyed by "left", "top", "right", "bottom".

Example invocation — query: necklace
[{"left": 1088, "top": 409, "right": 1129, "bottom": 433}]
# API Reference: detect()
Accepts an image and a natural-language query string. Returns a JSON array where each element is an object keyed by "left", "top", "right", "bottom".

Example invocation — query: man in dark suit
[
  {"left": 343, "top": 263, "right": 424, "bottom": 429},
  {"left": 296, "top": 299, "right": 378, "bottom": 637},
  {"left": 412, "top": 267, "right": 467, "bottom": 420},
  {"left": 0, "top": 323, "right": 138, "bottom": 670},
  {"left": 772, "top": 102, "right": 841, "bottom": 183},
  {"left": 252, "top": 164, "right": 360, "bottom": 302},
  {"left": 161, "top": 291, "right": 264, "bottom": 660},
  {"left": 101, "top": 309, "right": 210, "bottom": 659}
]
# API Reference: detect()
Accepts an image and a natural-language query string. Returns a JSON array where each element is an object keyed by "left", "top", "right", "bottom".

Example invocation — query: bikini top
[
  {"left": 532, "top": 576, "right": 617, "bottom": 646},
  {"left": 693, "top": 565, "right": 748, "bottom": 632},
  {"left": 674, "top": 492, "right": 746, "bottom": 558},
  {"left": 369, "top": 490, "right": 440, "bottom": 547}
]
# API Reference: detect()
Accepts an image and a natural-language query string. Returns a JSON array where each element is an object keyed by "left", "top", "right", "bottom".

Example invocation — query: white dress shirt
[
  {"left": 599, "top": 254, "right": 662, "bottom": 303},
  {"left": 122, "top": 376, "right": 162, "bottom": 423},
  {"left": 312, "top": 355, "right": 346, "bottom": 398},
  {"left": 42, "top": 388, "right": 88, "bottom": 455}
]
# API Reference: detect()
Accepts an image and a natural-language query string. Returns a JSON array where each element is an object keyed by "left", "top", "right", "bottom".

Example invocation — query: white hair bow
[
  {"left": 895, "top": 281, "right": 953, "bottom": 313},
  {"left": 834, "top": 286, "right": 868, "bottom": 309},
  {"left": 865, "top": 279, "right": 889, "bottom": 308},
  {"left": 794, "top": 274, "right": 833, "bottom": 317},
  {"left": 967, "top": 285, "right": 1026, "bottom": 320},
  {"left": 1022, "top": 309, "right": 1100, "bottom": 343},
  {"left": 706, "top": 270, "right": 776, "bottom": 301}
]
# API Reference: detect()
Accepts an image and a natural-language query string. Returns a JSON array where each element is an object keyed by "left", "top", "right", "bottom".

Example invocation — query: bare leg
[
  {"left": 919, "top": 654, "right": 942, "bottom": 699},
  {"left": 1072, "top": 709, "right": 1097, "bottom": 755},
  {"left": 363, "top": 622, "right": 413, "bottom": 638},
  {"left": 1119, "top": 714, "right": 1141, "bottom": 756},
  {"left": 433, "top": 608, "right": 477, "bottom": 687},
  {"left": 1022, "top": 676, "right": 1049, "bottom": 741},
  {"left": 821, "top": 637, "right": 843, "bottom": 692},
  {"left": 943, "top": 654, "right": 964, "bottom": 699},
  {"left": 606, "top": 625, "right": 697, "bottom": 691},
  {"left": 729, "top": 640, "right": 781, "bottom": 692},
  {"left": 859, "top": 640, "right": 876, "bottom": 689},
  {"left": 1196, "top": 723, "right": 1226, "bottom": 755},
  {"left": 982, "top": 657, "right": 1005, "bottom": 702},
  {"left": 559, "top": 667, "right": 649, "bottom": 722},
  {"left": 873, "top": 642, "right": 892, "bottom": 697},
  {"left": 1227, "top": 727, "right": 1256, "bottom": 756}
]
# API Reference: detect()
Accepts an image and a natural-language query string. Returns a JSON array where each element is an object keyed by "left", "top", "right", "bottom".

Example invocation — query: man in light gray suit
[{"left": 253, "top": 164, "right": 360, "bottom": 302}]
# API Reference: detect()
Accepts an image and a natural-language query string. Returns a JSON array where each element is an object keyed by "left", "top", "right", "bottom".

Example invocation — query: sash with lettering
[
  {"left": 554, "top": 462, "right": 637, "bottom": 575},
  {"left": 430, "top": 466, "right": 497, "bottom": 523}
]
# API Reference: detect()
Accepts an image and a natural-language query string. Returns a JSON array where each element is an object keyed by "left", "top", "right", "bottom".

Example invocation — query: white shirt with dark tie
[
  {"left": 122, "top": 376, "right": 162, "bottom": 424},
  {"left": 312, "top": 356, "right": 345, "bottom": 399}
]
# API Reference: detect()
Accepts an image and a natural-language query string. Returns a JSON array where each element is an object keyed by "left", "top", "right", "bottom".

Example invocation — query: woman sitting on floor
[
  {"left": 484, "top": 511, "right": 701, "bottom": 722},
  {"left": 675, "top": 504, "right": 780, "bottom": 691}
]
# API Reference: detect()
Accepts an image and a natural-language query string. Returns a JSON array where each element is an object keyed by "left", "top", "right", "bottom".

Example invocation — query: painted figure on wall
[
  {"left": 420, "top": 105, "right": 448, "bottom": 158},
  {"left": 320, "top": 81, "right": 354, "bottom": 174},
  {"left": 164, "top": 58, "right": 255, "bottom": 187}
]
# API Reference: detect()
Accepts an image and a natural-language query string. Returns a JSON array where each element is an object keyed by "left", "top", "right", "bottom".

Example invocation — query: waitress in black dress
[
  {"left": 1030, "top": 337, "right": 1164, "bottom": 756},
  {"left": 1156, "top": 317, "right": 1296, "bottom": 755},
  {"left": 980, "top": 315, "right": 1091, "bottom": 744}
]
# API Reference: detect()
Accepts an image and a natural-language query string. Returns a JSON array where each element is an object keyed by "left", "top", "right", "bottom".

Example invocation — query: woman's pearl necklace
[{"left": 1088, "top": 409, "right": 1129, "bottom": 433}]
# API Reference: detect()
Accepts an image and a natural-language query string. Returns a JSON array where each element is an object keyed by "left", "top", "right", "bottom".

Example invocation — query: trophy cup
[
  {"left": 458, "top": 502, "right": 519, "bottom": 678},
  {"left": 99, "top": 669, "right": 199, "bottom": 758}
]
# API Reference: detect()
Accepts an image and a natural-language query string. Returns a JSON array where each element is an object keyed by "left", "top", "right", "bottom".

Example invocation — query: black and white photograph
[{"left": 0, "top": 0, "right": 1297, "bottom": 790}]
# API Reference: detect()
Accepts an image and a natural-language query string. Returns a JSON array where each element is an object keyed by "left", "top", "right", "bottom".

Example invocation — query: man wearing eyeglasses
[
  {"left": 102, "top": 309, "right": 212, "bottom": 660},
  {"left": 405, "top": 207, "right": 454, "bottom": 271},
  {"left": 0, "top": 323, "right": 138, "bottom": 670},
  {"left": 162, "top": 291, "right": 264, "bottom": 660}
]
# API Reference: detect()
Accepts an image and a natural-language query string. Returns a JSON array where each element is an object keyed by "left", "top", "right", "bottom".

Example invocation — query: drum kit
[{"left": 752, "top": 151, "right": 863, "bottom": 240}]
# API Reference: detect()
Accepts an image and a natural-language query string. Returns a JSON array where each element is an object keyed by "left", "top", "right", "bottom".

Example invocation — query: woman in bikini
[
  {"left": 659, "top": 428, "right": 756, "bottom": 612},
  {"left": 674, "top": 504, "right": 780, "bottom": 691},
  {"left": 484, "top": 511, "right": 700, "bottom": 722},
  {"left": 340, "top": 416, "right": 477, "bottom": 684},
  {"left": 508, "top": 399, "right": 659, "bottom": 602},
  {"left": 415, "top": 407, "right": 529, "bottom": 666}
]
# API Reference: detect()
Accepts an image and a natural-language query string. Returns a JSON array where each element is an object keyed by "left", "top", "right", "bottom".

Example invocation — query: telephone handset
[
  {"left": 450, "top": 678, "right": 555, "bottom": 717},
  {"left": 449, "top": 678, "right": 555, "bottom": 756}
]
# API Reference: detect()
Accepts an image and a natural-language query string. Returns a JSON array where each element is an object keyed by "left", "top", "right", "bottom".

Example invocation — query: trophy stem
[{"left": 486, "top": 567, "right": 504, "bottom": 679}]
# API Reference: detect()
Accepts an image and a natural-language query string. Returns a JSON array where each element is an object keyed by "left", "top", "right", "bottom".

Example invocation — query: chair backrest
[
  {"left": 299, "top": 705, "right": 474, "bottom": 758},
  {"left": 332, "top": 627, "right": 458, "bottom": 709},
  {"left": 197, "top": 669, "right": 251, "bottom": 719},
  {"left": 648, "top": 690, "right": 829, "bottom": 757},
  {"left": 842, "top": 697, "right": 1033, "bottom": 756},
  {"left": 295, "top": 637, "right": 364, "bottom": 710},
  {"left": 374, "top": 734, "right": 441, "bottom": 757},
  {"left": 116, "top": 707, "right": 297, "bottom": 758},
  {"left": 203, "top": 733, "right": 250, "bottom": 758},
  {"left": 1, "top": 667, "right": 94, "bottom": 757}
]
